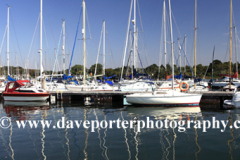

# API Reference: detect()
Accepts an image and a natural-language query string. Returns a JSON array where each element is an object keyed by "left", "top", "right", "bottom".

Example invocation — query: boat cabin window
[
  {"left": 38, "top": 90, "right": 44, "bottom": 92},
  {"left": 15, "top": 90, "right": 35, "bottom": 93},
  {"left": 155, "top": 92, "right": 167, "bottom": 94},
  {"left": 8, "top": 83, "right": 15, "bottom": 89}
]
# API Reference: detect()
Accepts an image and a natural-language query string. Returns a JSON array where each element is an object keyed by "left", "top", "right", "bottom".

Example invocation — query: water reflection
[
  {"left": 3, "top": 101, "right": 50, "bottom": 121},
  {"left": 41, "top": 113, "right": 46, "bottom": 160},
  {"left": 83, "top": 109, "right": 89, "bottom": 160},
  {"left": 127, "top": 107, "right": 202, "bottom": 120},
  {"left": 127, "top": 106, "right": 202, "bottom": 160},
  {"left": 9, "top": 123, "right": 14, "bottom": 160},
  {"left": 1, "top": 103, "right": 240, "bottom": 159}
]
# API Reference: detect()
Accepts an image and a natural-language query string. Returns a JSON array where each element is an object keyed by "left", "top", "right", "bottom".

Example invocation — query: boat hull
[
  {"left": 66, "top": 85, "right": 92, "bottom": 91},
  {"left": 126, "top": 93, "right": 202, "bottom": 107},
  {"left": 3, "top": 92, "right": 49, "bottom": 102}
]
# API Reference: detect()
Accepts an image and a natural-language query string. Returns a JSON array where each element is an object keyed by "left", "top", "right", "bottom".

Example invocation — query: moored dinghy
[{"left": 223, "top": 88, "right": 240, "bottom": 109}]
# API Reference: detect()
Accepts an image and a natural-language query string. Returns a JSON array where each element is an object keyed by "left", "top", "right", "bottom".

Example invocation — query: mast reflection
[{"left": 127, "top": 106, "right": 202, "bottom": 159}]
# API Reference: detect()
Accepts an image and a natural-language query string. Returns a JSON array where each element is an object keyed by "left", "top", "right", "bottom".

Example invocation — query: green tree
[
  {"left": 88, "top": 63, "right": 103, "bottom": 75},
  {"left": 71, "top": 65, "right": 84, "bottom": 75}
]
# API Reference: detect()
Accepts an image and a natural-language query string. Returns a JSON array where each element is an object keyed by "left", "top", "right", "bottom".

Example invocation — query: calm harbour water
[{"left": 0, "top": 101, "right": 240, "bottom": 160}]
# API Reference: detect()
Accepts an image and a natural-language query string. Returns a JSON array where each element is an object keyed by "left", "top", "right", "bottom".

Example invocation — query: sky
[{"left": 0, "top": 0, "right": 239, "bottom": 72}]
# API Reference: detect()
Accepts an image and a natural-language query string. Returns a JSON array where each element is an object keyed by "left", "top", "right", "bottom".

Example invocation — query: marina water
[{"left": 0, "top": 102, "right": 239, "bottom": 160}]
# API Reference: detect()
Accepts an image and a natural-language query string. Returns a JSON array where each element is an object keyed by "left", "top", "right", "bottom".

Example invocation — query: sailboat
[
  {"left": 2, "top": 0, "right": 50, "bottom": 102},
  {"left": 212, "top": 0, "right": 240, "bottom": 90},
  {"left": 92, "top": 20, "right": 119, "bottom": 91},
  {"left": 66, "top": 0, "right": 95, "bottom": 91},
  {"left": 223, "top": 0, "right": 240, "bottom": 108},
  {"left": 126, "top": 0, "right": 202, "bottom": 107},
  {"left": 188, "top": 0, "right": 209, "bottom": 92}
]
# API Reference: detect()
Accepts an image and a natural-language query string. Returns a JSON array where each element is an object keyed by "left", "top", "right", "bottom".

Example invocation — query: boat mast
[
  {"left": 178, "top": 38, "right": 181, "bottom": 74},
  {"left": 83, "top": 0, "right": 86, "bottom": 85},
  {"left": 27, "top": 58, "right": 29, "bottom": 79},
  {"left": 168, "top": 0, "right": 174, "bottom": 90},
  {"left": 130, "top": 30, "right": 133, "bottom": 79},
  {"left": 34, "top": 54, "right": 36, "bottom": 77},
  {"left": 229, "top": 0, "right": 232, "bottom": 87},
  {"left": 15, "top": 53, "right": 18, "bottom": 79},
  {"left": 163, "top": 0, "right": 167, "bottom": 80},
  {"left": 103, "top": 20, "right": 105, "bottom": 76},
  {"left": 184, "top": 35, "right": 187, "bottom": 75},
  {"left": 234, "top": 27, "right": 238, "bottom": 78},
  {"left": 194, "top": 0, "right": 197, "bottom": 89},
  {"left": 40, "top": 0, "right": 43, "bottom": 77},
  {"left": 7, "top": 6, "right": 10, "bottom": 76},
  {"left": 212, "top": 46, "right": 215, "bottom": 86},
  {"left": 45, "top": 51, "right": 47, "bottom": 73},
  {"left": 133, "top": 0, "right": 137, "bottom": 72},
  {"left": 62, "top": 20, "right": 65, "bottom": 75},
  {"left": 120, "top": 0, "right": 133, "bottom": 80}
]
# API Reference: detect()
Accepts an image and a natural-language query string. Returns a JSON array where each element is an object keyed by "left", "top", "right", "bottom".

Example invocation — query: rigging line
[
  {"left": 50, "top": 26, "right": 63, "bottom": 82},
  {"left": 137, "top": 0, "right": 150, "bottom": 66},
  {"left": 65, "top": 26, "right": 73, "bottom": 70},
  {"left": 86, "top": 7, "right": 101, "bottom": 71},
  {"left": 137, "top": 48, "right": 145, "bottom": 72},
  {"left": 177, "top": 41, "right": 194, "bottom": 76},
  {"left": 121, "top": 0, "right": 133, "bottom": 79},
  {"left": 106, "top": 30, "right": 116, "bottom": 69},
  {"left": 139, "top": 32, "right": 150, "bottom": 67},
  {"left": 32, "top": 27, "right": 40, "bottom": 70},
  {"left": 138, "top": 34, "right": 146, "bottom": 69},
  {"left": 10, "top": 12, "right": 23, "bottom": 65},
  {"left": 125, "top": 31, "right": 133, "bottom": 76},
  {"left": 232, "top": 7, "right": 236, "bottom": 27},
  {"left": 94, "top": 28, "right": 103, "bottom": 77},
  {"left": 136, "top": 0, "right": 143, "bottom": 33},
  {"left": 27, "top": 15, "right": 40, "bottom": 59},
  {"left": 44, "top": 2, "right": 56, "bottom": 48},
  {"left": 85, "top": 7, "right": 92, "bottom": 39},
  {"left": 65, "top": 29, "right": 71, "bottom": 62},
  {"left": 126, "top": 51, "right": 132, "bottom": 76},
  {"left": 42, "top": 19, "right": 49, "bottom": 50},
  {"left": 29, "top": 21, "right": 40, "bottom": 70},
  {"left": 158, "top": 8, "right": 165, "bottom": 79},
  {"left": 9, "top": 30, "right": 17, "bottom": 66},
  {"left": 189, "top": 28, "right": 195, "bottom": 69},
  {"left": 67, "top": 6, "right": 82, "bottom": 76},
  {"left": 0, "top": 25, "right": 7, "bottom": 55},
  {"left": 171, "top": 11, "right": 182, "bottom": 39}
]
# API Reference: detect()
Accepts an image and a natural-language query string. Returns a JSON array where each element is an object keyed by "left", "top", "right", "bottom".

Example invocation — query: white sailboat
[
  {"left": 223, "top": 0, "right": 240, "bottom": 108},
  {"left": 126, "top": 0, "right": 202, "bottom": 107},
  {"left": 91, "top": 20, "right": 119, "bottom": 91},
  {"left": 188, "top": 0, "right": 209, "bottom": 92},
  {"left": 65, "top": 0, "right": 93, "bottom": 91},
  {"left": 126, "top": 90, "right": 202, "bottom": 107},
  {"left": 120, "top": 81, "right": 156, "bottom": 92}
]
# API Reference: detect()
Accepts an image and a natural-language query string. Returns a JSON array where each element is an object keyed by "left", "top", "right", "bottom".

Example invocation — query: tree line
[{"left": 2, "top": 59, "right": 239, "bottom": 80}]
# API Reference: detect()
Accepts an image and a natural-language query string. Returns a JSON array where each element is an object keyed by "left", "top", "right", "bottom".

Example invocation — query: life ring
[{"left": 180, "top": 82, "right": 189, "bottom": 92}]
